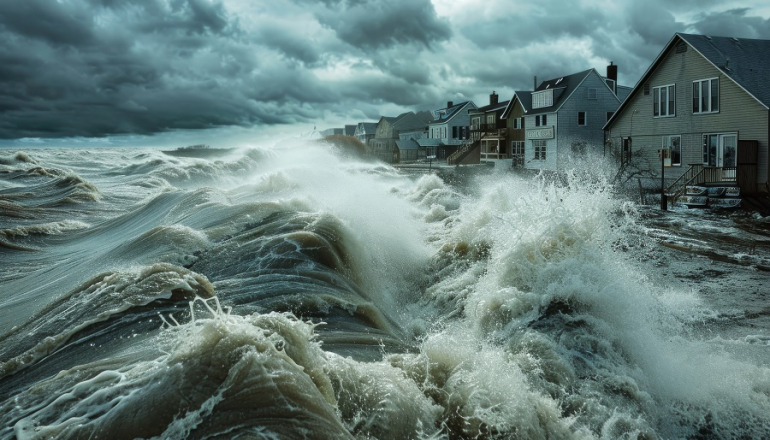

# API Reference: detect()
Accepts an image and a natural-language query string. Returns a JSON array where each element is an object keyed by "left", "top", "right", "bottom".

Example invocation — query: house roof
[
  {"left": 357, "top": 122, "right": 377, "bottom": 133},
  {"left": 429, "top": 101, "right": 475, "bottom": 124},
  {"left": 469, "top": 100, "right": 510, "bottom": 114},
  {"left": 605, "top": 33, "right": 770, "bottom": 129},
  {"left": 527, "top": 69, "right": 598, "bottom": 116},
  {"left": 501, "top": 91, "right": 533, "bottom": 119}
]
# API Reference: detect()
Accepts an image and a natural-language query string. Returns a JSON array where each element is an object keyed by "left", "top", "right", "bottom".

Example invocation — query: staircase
[{"left": 446, "top": 139, "right": 478, "bottom": 165}]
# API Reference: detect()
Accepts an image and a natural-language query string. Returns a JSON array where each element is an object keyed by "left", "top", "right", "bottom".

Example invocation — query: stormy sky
[{"left": 1, "top": 0, "right": 769, "bottom": 147}]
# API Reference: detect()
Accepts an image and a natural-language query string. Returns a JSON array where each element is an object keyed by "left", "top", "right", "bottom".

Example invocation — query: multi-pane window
[
  {"left": 533, "top": 140, "right": 547, "bottom": 160},
  {"left": 532, "top": 90, "right": 553, "bottom": 109},
  {"left": 662, "top": 135, "right": 681, "bottom": 166},
  {"left": 653, "top": 84, "right": 675, "bottom": 117},
  {"left": 693, "top": 78, "right": 719, "bottom": 114},
  {"left": 577, "top": 112, "right": 586, "bottom": 126}
]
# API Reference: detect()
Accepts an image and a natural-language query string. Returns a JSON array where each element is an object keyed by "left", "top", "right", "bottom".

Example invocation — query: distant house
[
  {"left": 468, "top": 92, "right": 510, "bottom": 160},
  {"left": 427, "top": 101, "right": 477, "bottom": 160},
  {"left": 354, "top": 122, "right": 377, "bottom": 145},
  {"left": 369, "top": 111, "right": 432, "bottom": 163},
  {"left": 344, "top": 125, "right": 357, "bottom": 137},
  {"left": 604, "top": 33, "right": 770, "bottom": 195},
  {"left": 501, "top": 65, "right": 625, "bottom": 171}
]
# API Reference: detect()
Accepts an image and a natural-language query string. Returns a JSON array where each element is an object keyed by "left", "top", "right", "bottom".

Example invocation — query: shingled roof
[{"left": 605, "top": 33, "right": 770, "bottom": 129}]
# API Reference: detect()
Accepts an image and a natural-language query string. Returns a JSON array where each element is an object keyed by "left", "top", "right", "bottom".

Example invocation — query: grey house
[
  {"left": 354, "top": 122, "right": 377, "bottom": 145},
  {"left": 604, "top": 33, "right": 770, "bottom": 195},
  {"left": 427, "top": 101, "right": 477, "bottom": 160},
  {"left": 369, "top": 111, "right": 432, "bottom": 163},
  {"left": 506, "top": 67, "right": 624, "bottom": 171}
]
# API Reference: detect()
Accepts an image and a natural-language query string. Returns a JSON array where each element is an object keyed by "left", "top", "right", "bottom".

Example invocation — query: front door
[{"left": 703, "top": 133, "right": 737, "bottom": 180}]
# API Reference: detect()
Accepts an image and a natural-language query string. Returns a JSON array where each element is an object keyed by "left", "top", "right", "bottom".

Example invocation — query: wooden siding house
[
  {"left": 501, "top": 66, "right": 624, "bottom": 171},
  {"left": 604, "top": 33, "right": 770, "bottom": 195},
  {"left": 468, "top": 92, "right": 510, "bottom": 160},
  {"left": 502, "top": 92, "right": 531, "bottom": 168}
]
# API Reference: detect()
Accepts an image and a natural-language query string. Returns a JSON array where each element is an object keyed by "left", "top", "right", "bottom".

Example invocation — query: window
[
  {"left": 653, "top": 84, "right": 675, "bottom": 117},
  {"left": 663, "top": 135, "right": 681, "bottom": 166},
  {"left": 535, "top": 115, "right": 540, "bottom": 126},
  {"left": 693, "top": 78, "right": 719, "bottom": 114},
  {"left": 577, "top": 112, "right": 586, "bottom": 126},
  {"left": 542, "top": 114, "right": 547, "bottom": 126},
  {"left": 532, "top": 90, "right": 554, "bottom": 109},
  {"left": 533, "top": 140, "right": 547, "bottom": 160},
  {"left": 587, "top": 88, "right": 597, "bottom": 99},
  {"left": 452, "top": 126, "right": 457, "bottom": 139},
  {"left": 606, "top": 112, "right": 614, "bottom": 122},
  {"left": 512, "top": 118, "right": 520, "bottom": 129}
]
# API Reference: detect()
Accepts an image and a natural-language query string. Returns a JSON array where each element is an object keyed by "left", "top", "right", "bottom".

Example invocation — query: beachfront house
[
  {"left": 468, "top": 92, "right": 510, "bottom": 161},
  {"left": 604, "top": 33, "right": 770, "bottom": 196},
  {"left": 504, "top": 67, "right": 625, "bottom": 171},
  {"left": 426, "top": 101, "right": 477, "bottom": 161},
  {"left": 501, "top": 91, "right": 531, "bottom": 168},
  {"left": 354, "top": 122, "right": 377, "bottom": 146},
  {"left": 369, "top": 111, "right": 432, "bottom": 163}
]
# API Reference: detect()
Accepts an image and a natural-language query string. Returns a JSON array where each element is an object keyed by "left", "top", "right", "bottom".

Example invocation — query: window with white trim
[
  {"left": 533, "top": 139, "right": 547, "bottom": 160},
  {"left": 662, "top": 135, "right": 681, "bottom": 166},
  {"left": 653, "top": 84, "right": 675, "bottom": 117},
  {"left": 532, "top": 89, "right": 553, "bottom": 109},
  {"left": 693, "top": 78, "right": 719, "bottom": 114},
  {"left": 577, "top": 112, "right": 586, "bottom": 126}
]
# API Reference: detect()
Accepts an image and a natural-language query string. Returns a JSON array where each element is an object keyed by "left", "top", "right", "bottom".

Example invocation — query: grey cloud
[
  {"left": 311, "top": 0, "right": 452, "bottom": 49},
  {"left": 690, "top": 8, "right": 770, "bottom": 39},
  {"left": 0, "top": 0, "right": 329, "bottom": 139}
]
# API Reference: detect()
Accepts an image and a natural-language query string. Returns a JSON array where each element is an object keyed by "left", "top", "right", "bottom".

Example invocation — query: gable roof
[
  {"left": 501, "top": 91, "right": 533, "bottom": 119},
  {"left": 356, "top": 122, "right": 377, "bottom": 134},
  {"left": 429, "top": 101, "right": 476, "bottom": 124},
  {"left": 469, "top": 100, "right": 510, "bottom": 114},
  {"left": 605, "top": 33, "right": 770, "bottom": 129},
  {"left": 528, "top": 69, "right": 606, "bottom": 116}
]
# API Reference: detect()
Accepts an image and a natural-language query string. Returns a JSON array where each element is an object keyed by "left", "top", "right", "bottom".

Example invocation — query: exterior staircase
[{"left": 446, "top": 139, "right": 478, "bottom": 165}]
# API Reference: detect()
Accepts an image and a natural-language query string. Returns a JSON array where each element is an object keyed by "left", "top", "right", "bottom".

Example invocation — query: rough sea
[{"left": 1, "top": 140, "right": 769, "bottom": 439}]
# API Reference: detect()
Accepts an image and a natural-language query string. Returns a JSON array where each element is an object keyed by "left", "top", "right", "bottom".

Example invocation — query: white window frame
[
  {"left": 532, "top": 89, "right": 553, "bottom": 109},
  {"left": 693, "top": 78, "right": 719, "bottom": 114},
  {"left": 577, "top": 111, "right": 586, "bottom": 126},
  {"left": 653, "top": 84, "right": 675, "bottom": 117},
  {"left": 533, "top": 139, "right": 547, "bottom": 161},
  {"left": 662, "top": 135, "right": 681, "bottom": 167}
]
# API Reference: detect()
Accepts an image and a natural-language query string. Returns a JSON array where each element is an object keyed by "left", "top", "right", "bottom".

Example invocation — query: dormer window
[{"left": 532, "top": 89, "right": 553, "bottom": 109}]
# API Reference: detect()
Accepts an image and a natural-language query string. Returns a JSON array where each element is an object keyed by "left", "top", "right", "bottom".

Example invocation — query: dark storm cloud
[
  {"left": 690, "top": 8, "right": 770, "bottom": 40},
  {"left": 309, "top": 0, "right": 452, "bottom": 49},
  {"left": 0, "top": 0, "right": 328, "bottom": 139}
]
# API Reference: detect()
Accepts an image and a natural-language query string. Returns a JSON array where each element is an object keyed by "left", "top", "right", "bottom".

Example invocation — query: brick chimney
[
  {"left": 607, "top": 62, "right": 618, "bottom": 94},
  {"left": 490, "top": 91, "right": 498, "bottom": 105}
]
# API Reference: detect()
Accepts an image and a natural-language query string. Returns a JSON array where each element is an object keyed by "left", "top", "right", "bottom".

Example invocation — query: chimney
[
  {"left": 447, "top": 101, "right": 454, "bottom": 108},
  {"left": 607, "top": 61, "right": 618, "bottom": 94},
  {"left": 490, "top": 91, "right": 498, "bottom": 105},
  {"left": 534, "top": 76, "right": 537, "bottom": 90}
]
